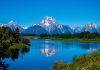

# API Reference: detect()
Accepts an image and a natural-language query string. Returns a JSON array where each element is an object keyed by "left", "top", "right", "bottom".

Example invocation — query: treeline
[
  {"left": 24, "top": 32, "right": 100, "bottom": 40},
  {"left": 50, "top": 32, "right": 100, "bottom": 39},
  {"left": 0, "top": 27, "right": 30, "bottom": 50}
]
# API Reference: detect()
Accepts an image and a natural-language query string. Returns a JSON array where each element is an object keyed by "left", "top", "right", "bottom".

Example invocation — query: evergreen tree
[{"left": 14, "top": 27, "right": 20, "bottom": 43}]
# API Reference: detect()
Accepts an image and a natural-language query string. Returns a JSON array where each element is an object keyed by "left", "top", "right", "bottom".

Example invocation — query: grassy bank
[
  {"left": 23, "top": 36, "right": 100, "bottom": 42},
  {"left": 23, "top": 31, "right": 100, "bottom": 42},
  {"left": 51, "top": 38, "right": 100, "bottom": 42},
  {"left": 8, "top": 43, "right": 28, "bottom": 50},
  {"left": 53, "top": 49, "right": 100, "bottom": 70}
]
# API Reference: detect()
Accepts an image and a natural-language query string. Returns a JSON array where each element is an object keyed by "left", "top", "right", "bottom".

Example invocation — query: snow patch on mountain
[
  {"left": 82, "top": 22, "right": 100, "bottom": 33},
  {"left": 1, "top": 17, "right": 100, "bottom": 34},
  {"left": 74, "top": 27, "right": 82, "bottom": 33},
  {"left": 23, "top": 26, "right": 28, "bottom": 29}
]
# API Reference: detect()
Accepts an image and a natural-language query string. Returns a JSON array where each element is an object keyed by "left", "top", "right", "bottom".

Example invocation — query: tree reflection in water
[
  {"left": 0, "top": 58, "right": 9, "bottom": 70},
  {"left": 0, "top": 47, "right": 30, "bottom": 70}
]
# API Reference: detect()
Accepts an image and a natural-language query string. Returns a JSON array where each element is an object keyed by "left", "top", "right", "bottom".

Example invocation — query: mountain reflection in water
[
  {"left": 1, "top": 39, "right": 100, "bottom": 70},
  {"left": 87, "top": 48, "right": 97, "bottom": 52},
  {"left": 40, "top": 46, "right": 56, "bottom": 57},
  {"left": 40, "top": 40, "right": 56, "bottom": 57}
]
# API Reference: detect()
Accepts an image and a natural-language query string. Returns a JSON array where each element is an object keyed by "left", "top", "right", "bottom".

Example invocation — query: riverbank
[
  {"left": 8, "top": 43, "right": 28, "bottom": 50},
  {"left": 23, "top": 36, "right": 100, "bottom": 42},
  {"left": 53, "top": 49, "right": 100, "bottom": 70}
]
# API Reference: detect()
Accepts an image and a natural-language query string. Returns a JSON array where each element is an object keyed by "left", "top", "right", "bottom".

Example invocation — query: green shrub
[{"left": 53, "top": 50, "right": 100, "bottom": 70}]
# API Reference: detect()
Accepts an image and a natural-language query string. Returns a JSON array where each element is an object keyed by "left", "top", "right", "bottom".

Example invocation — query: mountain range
[{"left": 0, "top": 16, "right": 100, "bottom": 34}]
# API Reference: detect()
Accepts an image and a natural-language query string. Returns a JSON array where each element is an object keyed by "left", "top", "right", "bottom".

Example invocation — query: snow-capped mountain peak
[
  {"left": 2, "top": 17, "right": 100, "bottom": 34},
  {"left": 8, "top": 20, "right": 19, "bottom": 28},
  {"left": 82, "top": 22, "right": 100, "bottom": 33},
  {"left": 22, "top": 16, "right": 73, "bottom": 34},
  {"left": 8, "top": 20, "right": 16, "bottom": 25},
  {"left": 74, "top": 27, "right": 81, "bottom": 33},
  {"left": 0, "top": 24, "right": 5, "bottom": 27},
  {"left": 37, "top": 16, "right": 57, "bottom": 26},
  {"left": 7, "top": 20, "right": 23, "bottom": 31},
  {"left": 23, "top": 26, "right": 28, "bottom": 29},
  {"left": 85, "top": 22, "right": 98, "bottom": 28},
  {"left": 43, "top": 16, "right": 54, "bottom": 21}
]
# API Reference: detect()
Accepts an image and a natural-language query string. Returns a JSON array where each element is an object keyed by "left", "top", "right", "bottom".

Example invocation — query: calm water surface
[{"left": 2, "top": 39, "right": 100, "bottom": 70}]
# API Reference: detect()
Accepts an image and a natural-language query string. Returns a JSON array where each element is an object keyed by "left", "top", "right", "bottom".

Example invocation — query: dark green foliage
[
  {"left": 77, "top": 31, "right": 100, "bottom": 39},
  {"left": 53, "top": 61, "right": 67, "bottom": 70},
  {"left": 24, "top": 31, "right": 100, "bottom": 40},
  {"left": 53, "top": 50, "right": 100, "bottom": 70},
  {"left": 39, "top": 34, "right": 48, "bottom": 37},
  {"left": 14, "top": 27, "right": 20, "bottom": 43},
  {"left": 0, "top": 58, "right": 9, "bottom": 70},
  {"left": 0, "top": 27, "right": 30, "bottom": 50},
  {"left": 0, "top": 26, "right": 30, "bottom": 61},
  {"left": 21, "top": 38, "right": 30, "bottom": 46},
  {"left": 0, "top": 27, "right": 20, "bottom": 49}
]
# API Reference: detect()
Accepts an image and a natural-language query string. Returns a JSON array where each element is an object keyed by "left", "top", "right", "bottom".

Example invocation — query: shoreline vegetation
[
  {"left": 23, "top": 32, "right": 100, "bottom": 70},
  {"left": 8, "top": 43, "right": 28, "bottom": 50},
  {"left": 23, "top": 31, "right": 100, "bottom": 42},
  {"left": 53, "top": 49, "right": 100, "bottom": 70},
  {"left": 1, "top": 26, "right": 100, "bottom": 70},
  {"left": 0, "top": 27, "right": 30, "bottom": 50},
  {"left": 0, "top": 27, "right": 30, "bottom": 68},
  {"left": 24, "top": 36, "right": 100, "bottom": 42}
]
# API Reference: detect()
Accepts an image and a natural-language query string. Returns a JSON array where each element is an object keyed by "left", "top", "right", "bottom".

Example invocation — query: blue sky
[{"left": 0, "top": 0, "right": 100, "bottom": 27}]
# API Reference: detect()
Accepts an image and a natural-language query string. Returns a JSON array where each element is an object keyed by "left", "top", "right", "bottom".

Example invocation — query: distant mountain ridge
[
  {"left": 0, "top": 16, "right": 100, "bottom": 34},
  {"left": 82, "top": 22, "right": 100, "bottom": 33},
  {"left": 22, "top": 16, "right": 73, "bottom": 34},
  {"left": 0, "top": 21, "right": 25, "bottom": 32}
]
